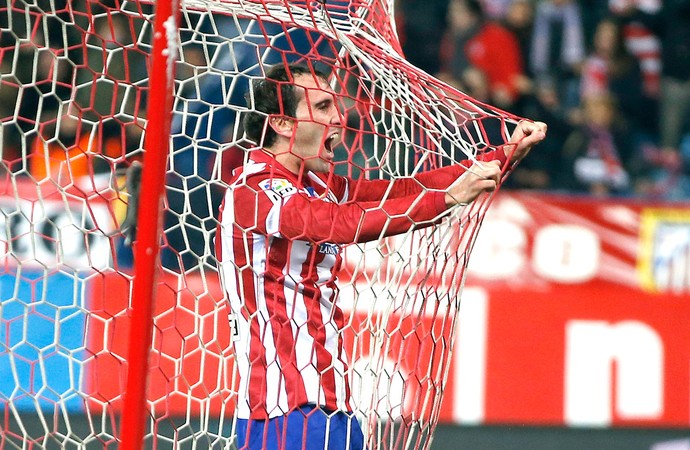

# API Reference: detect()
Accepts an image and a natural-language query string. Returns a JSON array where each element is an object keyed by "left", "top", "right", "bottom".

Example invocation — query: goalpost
[{"left": 0, "top": 0, "right": 523, "bottom": 448}]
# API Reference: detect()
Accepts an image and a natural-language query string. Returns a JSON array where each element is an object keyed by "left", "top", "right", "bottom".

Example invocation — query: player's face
[{"left": 290, "top": 74, "right": 343, "bottom": 173}]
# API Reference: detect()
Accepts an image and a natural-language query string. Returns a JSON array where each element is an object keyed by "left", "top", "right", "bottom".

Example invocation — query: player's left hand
[{"left": 503, "top": 120, "right": 547, "bottom": 163}]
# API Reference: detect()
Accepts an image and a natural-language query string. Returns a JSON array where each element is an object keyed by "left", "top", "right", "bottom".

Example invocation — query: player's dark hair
[{"left": 243, "top": 63, "right": 329, "bottom": 148}]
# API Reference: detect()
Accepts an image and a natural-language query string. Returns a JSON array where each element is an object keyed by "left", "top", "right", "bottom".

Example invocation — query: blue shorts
[{"left": 235, "top": 405, "right": 365, "bottom": 450}]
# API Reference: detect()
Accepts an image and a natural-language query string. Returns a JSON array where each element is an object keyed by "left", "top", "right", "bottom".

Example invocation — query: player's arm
[
  {"left": 279, "top": 189, "right": 449, "bottom": 244},
  {"left": 279, "top": 163, "right": 501, "bottom": 244},
  {"left": 231, "top": 175, "right": 441, "bottom": 244}
]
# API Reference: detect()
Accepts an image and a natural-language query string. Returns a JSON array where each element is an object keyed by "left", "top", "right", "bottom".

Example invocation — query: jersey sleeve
[
  {"left": 231, "top": 175, "right": 300, "bottom": 237},
  {"left": 234, "top": 172, "right": 448, "bottom": 244},
  {"left": 233, "top": 147, "right": 507, "bottom": 245},
  {"left": 279, "top": 188, "right": 449, "bottom": 244}
]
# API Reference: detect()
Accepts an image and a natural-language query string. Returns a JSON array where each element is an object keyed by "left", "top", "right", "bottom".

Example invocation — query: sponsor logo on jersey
[
  {"left": 317, "top": 242, "right": 341, "bottom": 255},
  {"left": 259, "top": 178, "right": 298, "bottom": 203}
]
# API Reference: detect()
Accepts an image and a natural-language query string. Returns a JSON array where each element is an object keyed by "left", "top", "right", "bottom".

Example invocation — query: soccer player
[{"left": 216, "top": 63, "right": 546, "bottom": 450}]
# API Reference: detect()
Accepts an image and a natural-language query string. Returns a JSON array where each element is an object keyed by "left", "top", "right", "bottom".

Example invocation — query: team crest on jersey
[{"left": 259, "top": 178, "right": 298, "bottom": 203}]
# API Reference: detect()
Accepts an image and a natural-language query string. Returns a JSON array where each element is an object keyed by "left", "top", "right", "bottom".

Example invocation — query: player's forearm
[
  {"left": 350, "top": 191, "right": 449, "bottom": 243},
  {"left": 279, "top": 190, "right": 448, "bottom": 244}
]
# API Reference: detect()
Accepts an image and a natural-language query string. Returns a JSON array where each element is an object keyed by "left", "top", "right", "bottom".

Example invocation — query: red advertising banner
[
  {"left": 83, "top": 192, "right": 690, "bottom": 428},
  {"left": 448, "top": 193, "right": 690, "bottom": 427}
]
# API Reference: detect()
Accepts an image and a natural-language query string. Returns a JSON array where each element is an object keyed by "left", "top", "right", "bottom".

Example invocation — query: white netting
[{"left": 0, "top": 0, "right": 522, "bottom": 448}]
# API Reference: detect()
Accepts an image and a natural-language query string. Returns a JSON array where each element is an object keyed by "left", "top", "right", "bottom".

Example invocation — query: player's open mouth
[{"left": 325, "top": 132, "right": 340, "bottom": 153}]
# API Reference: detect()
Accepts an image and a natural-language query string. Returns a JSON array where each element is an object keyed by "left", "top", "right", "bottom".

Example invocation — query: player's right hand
[{"left": 444, "top": 159, "right": 502, "bottom": 207}]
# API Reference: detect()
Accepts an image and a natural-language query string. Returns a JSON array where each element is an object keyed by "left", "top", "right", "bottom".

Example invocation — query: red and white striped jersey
[{"left": 216, "top": 148, "right": 505, "bottom": 419}]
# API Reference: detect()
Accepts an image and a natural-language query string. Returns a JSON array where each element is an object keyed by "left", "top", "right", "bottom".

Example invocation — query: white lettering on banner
[
  {"left": 466, "top": 220, "right": 527, "bottom": 279},
  {"left": 468, "top": 221, "right": 601, "bottom": 283},
  {"left": 0, "top": 198, "right": 113, "bottom": 270},
  {"left": 532, "top": 225, "right": 600, "bottom": 283},
  {"left": 564, "top": 320, "right": 663, "bottom": 426},
  {"left": 453, "top": 287, "right": 488, "bottom": 424},
  {"left": 345, "top": 198, "right": 605, "bottom": 285}
]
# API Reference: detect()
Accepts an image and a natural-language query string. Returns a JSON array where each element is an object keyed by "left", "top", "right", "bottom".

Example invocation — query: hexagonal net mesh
[{"left": 0, "top": 0, "right": 523, "bottom": 449}]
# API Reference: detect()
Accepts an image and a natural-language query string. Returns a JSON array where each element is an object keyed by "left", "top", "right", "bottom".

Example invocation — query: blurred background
[
  {"left": 1, "top": 0, "right": 689, "bottom": 449},
  {"left": 399, "top": 0, "right": 690, "bottom": 200}
]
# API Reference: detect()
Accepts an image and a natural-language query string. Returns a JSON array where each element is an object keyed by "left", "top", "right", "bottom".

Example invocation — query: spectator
[
  {"left": 580, "top": 17, "right": 656, "bottom": 142},
  {"left": 530, "top": 0, "right": 586, "bottom": 112},
  {"left": 559, "top": 93, "right": 635, "bottom": 197},
  {"left": 29, "top": 105, "right": 124, "bottom": 186},
  {"left": 635, "top": 142, "right": 690, "bottom": 200},
  {"left": 510, "top": 77, "right": 573, "bottom": 191},
  {"left": 503, "top": 0, "right": 535, "bottom": 76},
  {"left": 578, "top": 0, "right": 613, "bottom": 49},
  {"left": 439, "top": 0, "right": 527, "bottom": 109},
  {"left": 611, "top": 0, "right": 690, "bottom": 159},
  {"left": 29, "top": 109, "right": 84, "bottom": 185},
  {"left": 398, "top": 0, "right": 451, "bottom": 75},
  {"left": 502, "top": 0, "right": 536, "bottom": 116},
  {"left": 608, "top": 0, "right": 662, "bottom": 97}
]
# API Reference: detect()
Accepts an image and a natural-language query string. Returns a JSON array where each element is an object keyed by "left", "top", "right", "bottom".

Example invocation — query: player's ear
[{"left": 268, "top": 115, "right": 294, "bottom": 137}]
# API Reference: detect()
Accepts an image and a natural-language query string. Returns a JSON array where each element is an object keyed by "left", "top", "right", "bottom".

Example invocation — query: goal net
[{"left": 0, "top": 0, "right": 522, "bottom": 448}]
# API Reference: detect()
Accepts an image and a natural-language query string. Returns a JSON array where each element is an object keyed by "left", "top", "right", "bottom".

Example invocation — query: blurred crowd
[
  {"left": 399, "top": 0, "right": 690, "bottom": 200},
  {"left": 2, "top": 0, "right": 690, "bottom": 202},
  {"left": 0, "top": 1, "right": 149, "bottom": 185}
]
